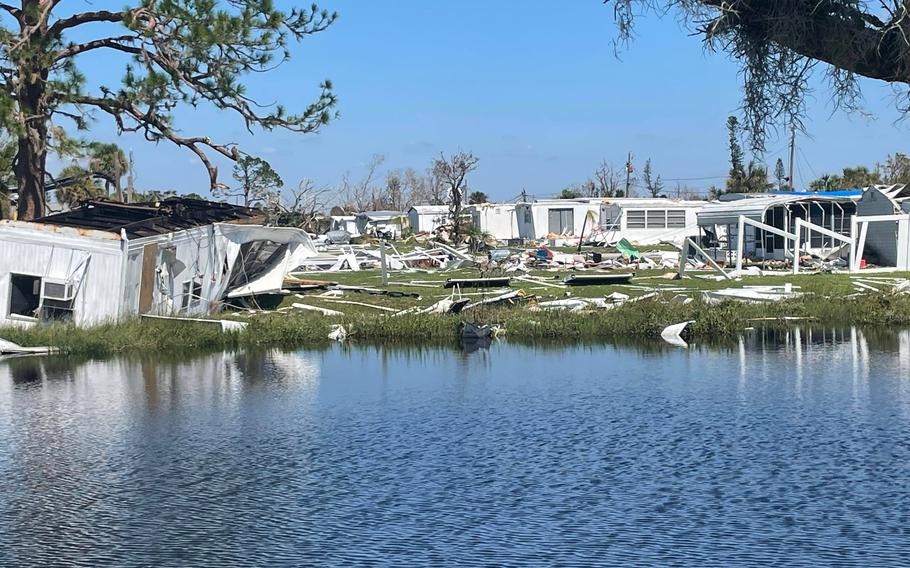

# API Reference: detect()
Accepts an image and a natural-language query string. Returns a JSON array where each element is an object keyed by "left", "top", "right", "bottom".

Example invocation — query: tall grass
[{"left": 3, "top": 292, "right": 910, "bottom": 357}]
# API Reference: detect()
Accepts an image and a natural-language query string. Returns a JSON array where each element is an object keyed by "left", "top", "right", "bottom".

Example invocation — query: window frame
[
  {"left": 646, "top": 210, "right": 667, "bottom": 229},
  {"left": 626, "top": 210, "right": 646, "bottom": 229},
  {"left": 181, "top": 278, "right": 204, "bottom": 311},
  {"left": 666, "top": 210, "right": 688, "bottom": 229},
  {"left": 8, "top": 273, "right": 43, "bottom": 322}
]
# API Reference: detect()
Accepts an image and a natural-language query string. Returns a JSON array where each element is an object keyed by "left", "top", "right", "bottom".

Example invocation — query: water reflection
[{"left": 0, "top": 329, "right": 908, "bottom": 566}]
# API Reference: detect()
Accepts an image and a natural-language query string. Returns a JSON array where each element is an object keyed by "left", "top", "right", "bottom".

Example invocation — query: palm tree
[
  {"left": 87, "top": 143, "right": 127, "bottom": 201},
  {"left": 468, "top": 191, "right": 488, "bottom": 204},
  {"left": 54, "top": 165, "right": 104, "bottom": 208}
]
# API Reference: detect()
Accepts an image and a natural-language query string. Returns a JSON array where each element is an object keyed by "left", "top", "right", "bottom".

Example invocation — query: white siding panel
[{"left": 0, "top": 225, "right": 123, "bottom": 327}]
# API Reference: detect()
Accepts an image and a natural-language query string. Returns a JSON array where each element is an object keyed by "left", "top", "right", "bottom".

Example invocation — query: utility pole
[
  {"left": 625, "top": 152, "right": 634, "bottom": 197},
  {"left": 787, "top": 122, "right": 796, "bottom": 191},
  {"left": 127, "top": 150, "right": 135, "bottom": 203}
]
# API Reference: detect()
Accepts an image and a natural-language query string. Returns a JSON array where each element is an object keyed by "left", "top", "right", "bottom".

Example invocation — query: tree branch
[
  {"left": 0, "top": 2, "right": 21, "bottom": 21},
  {"left": 698, "top": 0, "right": 910, "bottom": 83},
  {"left": 65, "top": 93, "right": 238, "bottom": 189},
  {"left": 48, "top": 10, "right": 129, "bottom": 35},
  {"left": 55, "top": 36, "right": 141, "bottom": 60}
]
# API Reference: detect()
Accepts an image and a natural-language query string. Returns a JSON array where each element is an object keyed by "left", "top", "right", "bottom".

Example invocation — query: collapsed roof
[
  {"left": 35, "top": 197, "right": 263, "bottom": 238},
  {"left": 698, "top": 194, "right": 859, "bottom": 227}
]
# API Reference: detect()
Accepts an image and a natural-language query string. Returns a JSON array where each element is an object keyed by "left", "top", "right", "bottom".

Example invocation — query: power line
[
  {"left": 661, "top": 174, "right": 727, "bottom": 182},
  {"left": 797, "top": 147, "right": 818, "bottom": 182},
  {"left": 794, "top": 158, "right": 806, "bottom": 190}
]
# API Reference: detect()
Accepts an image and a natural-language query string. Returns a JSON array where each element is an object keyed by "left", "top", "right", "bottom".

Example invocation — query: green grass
[
  {"left": 4, "top": 268, "right": 910, "bottom": 357},
  {"left": 4, "top": 292, "right": 910, "bottom": 358}
]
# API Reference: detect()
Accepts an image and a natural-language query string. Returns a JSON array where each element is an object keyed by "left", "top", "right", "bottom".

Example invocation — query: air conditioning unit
[{"left": 42, "top": 280, "right": 76, "bottom": 302}]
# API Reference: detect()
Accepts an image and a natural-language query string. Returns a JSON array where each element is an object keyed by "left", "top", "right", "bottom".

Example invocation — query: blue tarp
[{"left": 769, "top": 190, "right": 863, "bottom": 197}]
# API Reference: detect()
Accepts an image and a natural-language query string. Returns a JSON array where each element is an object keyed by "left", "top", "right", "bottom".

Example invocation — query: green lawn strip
[{"left": 5, "top": 270, "right": 910, "bottom": 357}]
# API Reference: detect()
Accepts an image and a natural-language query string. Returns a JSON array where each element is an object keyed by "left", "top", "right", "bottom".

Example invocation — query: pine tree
[
  {"left": 725, "top": 116, "right": 745, "bottom": 192},
  {"left": 0, "top": 1, "right": 337, "bottom": 219},
  {"left": 774, "top": 158, "right": 787, "bottom": 191}
]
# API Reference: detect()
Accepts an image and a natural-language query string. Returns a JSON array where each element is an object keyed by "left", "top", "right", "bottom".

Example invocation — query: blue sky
[{"left": 65, "top": 0, "right": 910, "bottom": 200}]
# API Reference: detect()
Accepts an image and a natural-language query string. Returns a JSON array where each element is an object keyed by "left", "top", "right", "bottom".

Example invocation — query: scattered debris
[
  {"left": 703, "top": 284, "right": 799, "bottom": 304},
  {"left": 460, "top": 321, "right": 493, "bottom": 340},
  {"left": 444, "top": 277, "right": 511, "bottom": 289},
  {"left": 328, "top": 324, "right": 347, "bottom": 341},
  {"left": 417, "top": 297, "right": 471, "bottom": 315},
  {"left": 141, "top": 314, "right": 249, "bottom": 333},
  {"left": 319, "top": 299, "right": 398, "bottom": 312},
  {"left": 534, "top": 298, "right": 613, "bottom": 311},
  {"left": 0, "top": 338, "right": 55, "bottom": 356},
  {"left": 291, "top": 302, "right": 344, "bottom": 316},
  {"left": 563, "top": 273, "right": 634, "bottom": 286},
  {"left": 615, "top": 238, "right": 642, "bottom": 260},
  {"left": 513, "top": 275, "right": 567, "bottom": 289},
  {"left": 333, "top": 285, "right": 421, "bottom": 299},
  {"left": 220, "top": 320, "right": 248, "bottom": 333},
  {"left": 661, "top": 321, "right": 693, "bottom": 348},
  {"left": 463, "top": 290, "right": 526, "bottom": 311}
]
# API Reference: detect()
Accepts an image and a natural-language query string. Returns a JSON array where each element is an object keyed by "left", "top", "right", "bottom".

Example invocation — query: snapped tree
[
  {"left": 642, "top": 158, "right": 663, "bottom": 197},
  {"left": 432, "top": 151, "right": 478, "bottom": 242},
  {"left": 566, "top": 159, "right": 623, "bottom": 197},
  {"left": 1, "top": 0, "right": 337, "bottom": 220}
]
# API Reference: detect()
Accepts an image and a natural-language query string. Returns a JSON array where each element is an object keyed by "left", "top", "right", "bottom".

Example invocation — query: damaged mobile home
[
  {"left": 466, "top": 202, "right": 519, "bottom": 241},
  {"left": 697, "top": 191, "right": 860, "bottom": 262},
  {"left": 516, "top": 198, "right": 603, "bottom": 240},
  {"left": 597, "top": 198, "right": 705, "bottom": 246},
  {"left": 0, "top": 198, "right": 317, "bottom": 327},
  {"left": 355, "top": 210, "right": 405, "bottom": 238},
  {"left": 408, "top": 205, "right": 450, "bottom": 234},
  {"left": 694, "top": 187, "right": 910, "bottom": 272}
]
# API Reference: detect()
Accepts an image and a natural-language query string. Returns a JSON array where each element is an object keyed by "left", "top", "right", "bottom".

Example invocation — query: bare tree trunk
[
  {"left": 14, "top": 1, "right": 49, "bottom": 220},
  {"left": 451, "top": 195, "right": 463, "bottom": 242},
  {"left": 14, "top": 116, "right": 48, "bottom": 220}
]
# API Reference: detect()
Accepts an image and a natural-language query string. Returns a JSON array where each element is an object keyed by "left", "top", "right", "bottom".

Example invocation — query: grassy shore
[{"left": 3, "top": 277, "right": 910, "bottom": 357}]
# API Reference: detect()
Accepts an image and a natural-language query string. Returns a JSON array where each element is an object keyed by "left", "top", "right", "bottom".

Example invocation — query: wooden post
[
  {"left": 849, "top": 214, "right": 858, "bottom": 272},
  {"left": 854, "top": 222, "right": 869, "bottom": 272},
  {"left": 792, "top": 218, "right": 801, "bottom": 275},
  {"left": 735, "top": 215, "right": 746, "bottom": 273},
  {"left": 576, "top": 212, "right": 588, "bottom": 253},
  {"left": 380, "top": 241, "right": 388, "bottom": 287}
]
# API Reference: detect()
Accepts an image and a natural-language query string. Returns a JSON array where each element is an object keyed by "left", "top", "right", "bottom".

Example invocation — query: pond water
[{"left": 1, "top": 329, "right": 909, "bottom": 566}]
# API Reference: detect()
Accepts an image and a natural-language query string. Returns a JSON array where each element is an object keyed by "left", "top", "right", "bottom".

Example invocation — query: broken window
[
  {"left": 181, "top": 279, "right": 204, "bottom": 311},
  {"left": 9, "top": 274, "right": 41, "bottom": 319},
  {"left": 602, "top": 208, "right": 621, "bottom": 231},
  {"left": 225, "top": 241, "right": 289, "bottom": 291}
]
